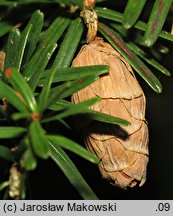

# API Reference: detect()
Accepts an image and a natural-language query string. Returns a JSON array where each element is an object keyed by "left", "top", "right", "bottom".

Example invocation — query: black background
[{"left": 1, "top": 0, "right": 173, "bottom": 200}]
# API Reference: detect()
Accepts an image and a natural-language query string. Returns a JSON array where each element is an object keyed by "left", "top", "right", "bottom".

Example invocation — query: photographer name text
[{"left": 2, "top": 202, "right": 117, "bottom": 213}]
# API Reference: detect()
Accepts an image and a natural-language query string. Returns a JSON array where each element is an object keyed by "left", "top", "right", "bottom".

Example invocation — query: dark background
[{"left": 1, "top": 0, "right": 173, "bottom": 200}]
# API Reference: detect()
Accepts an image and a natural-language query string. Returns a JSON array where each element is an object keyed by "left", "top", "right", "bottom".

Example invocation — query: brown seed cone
[{"left": 72, "top": 37, "right": 149, "bottom": 189}]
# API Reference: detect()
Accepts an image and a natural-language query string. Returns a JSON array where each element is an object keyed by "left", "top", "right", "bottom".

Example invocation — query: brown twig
[{"left": 81, "top": 0, "right": 98, "bottom": 43}]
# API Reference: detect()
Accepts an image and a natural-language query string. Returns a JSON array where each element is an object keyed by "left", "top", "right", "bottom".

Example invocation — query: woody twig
[{"left": 80, "top": 0, "right": 98, "bottom": 43}]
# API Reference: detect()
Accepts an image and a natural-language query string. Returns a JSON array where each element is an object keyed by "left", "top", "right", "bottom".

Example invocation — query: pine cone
[{"left": 72, "top": 37, "right": 149, "bottom": 189}]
